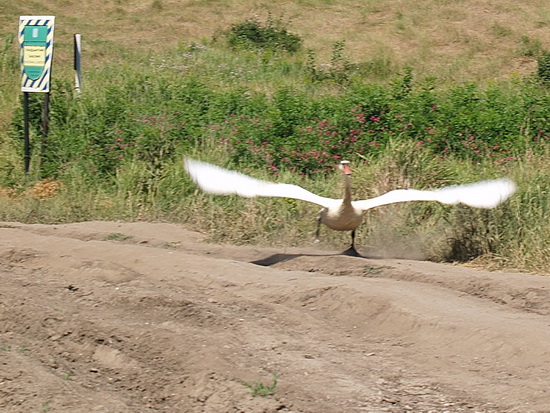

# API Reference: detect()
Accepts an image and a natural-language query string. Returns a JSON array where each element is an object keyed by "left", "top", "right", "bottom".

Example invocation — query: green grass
[
  {"left": 1, "top": 141, "right": 547, "bottom": 273},
  {"left": 103, "top": 233, "right": 134, "bottom": 241},
  {"left": 245, "top": 373, "right": 279, "bottom": 397},
  {"left": 363, "top": 265, "right": 393, "bottom": 276}
]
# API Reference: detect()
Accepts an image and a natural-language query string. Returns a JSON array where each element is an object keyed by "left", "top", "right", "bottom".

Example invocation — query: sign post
[
  {"left": 74, "top": 34, "right": 82, "bottom": 93},
  {"left": 18, "top": 15, "right": 55, "bottom": 174}
]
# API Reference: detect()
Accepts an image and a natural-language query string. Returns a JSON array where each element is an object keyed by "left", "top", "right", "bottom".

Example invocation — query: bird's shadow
[{"left": 250, "top": 248, "right": 368, "bottom": 267}]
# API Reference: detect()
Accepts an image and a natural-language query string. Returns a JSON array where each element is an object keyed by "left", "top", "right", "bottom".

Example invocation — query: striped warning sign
[{"left": 19, "top": 16, "right": 55, "bottom": 93}]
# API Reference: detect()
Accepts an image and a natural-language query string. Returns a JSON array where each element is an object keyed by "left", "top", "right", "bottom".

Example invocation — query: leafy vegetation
[
  {"left": 5, "top": 57, "right": 548, "bottom": 179},
  {"left": 103, "top": 233, "right": 133, "bottom": 241},
  {"left": 245, "top": 373, "right": 279, "bottom": 397},
  {"left": 0, "top": 15, "right": 549, "bottom": 273},
  {"left": 537, "top": 51, "right": 550, "bottom": 84},
  {"left": 222, "top": 15, "right": 302, "bottom": 53}
]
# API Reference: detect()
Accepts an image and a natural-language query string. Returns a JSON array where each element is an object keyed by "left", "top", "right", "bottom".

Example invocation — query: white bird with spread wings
[{"left": 185, "top": 158, "right": 516, "bottom": 255}]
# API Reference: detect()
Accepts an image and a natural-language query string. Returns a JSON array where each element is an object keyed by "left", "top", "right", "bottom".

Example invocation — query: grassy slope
[
  {"left": 1, "top": 0, "right": 549, "bottom": 129},
  {"left": 2, "top": 0, "right": 549, "bottom": 135},
  {"left": 1, "top": 0, "right": 550, "bottom": 76}
]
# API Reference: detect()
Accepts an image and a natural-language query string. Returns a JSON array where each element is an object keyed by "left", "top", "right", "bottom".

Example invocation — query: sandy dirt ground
[{"left": 1, "top": 221, "right": 550, "bottom": 413}]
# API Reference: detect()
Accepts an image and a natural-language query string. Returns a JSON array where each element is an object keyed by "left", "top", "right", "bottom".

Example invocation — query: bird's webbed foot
[
  {"left": 341, "top": 245, "right": 361, "bottom": 257},
  {"left": 341, "top": 230, "right": 361, "bottom": 256}
]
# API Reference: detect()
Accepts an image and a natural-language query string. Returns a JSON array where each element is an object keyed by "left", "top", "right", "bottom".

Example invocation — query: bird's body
[
  {"left": 184, "top": 158, "right": 516, "bottom": 255},
  {"left": 317, "top": 163, "right": 362, "bottom": 232},
  {"left": 320, "top": 202, "right": 363, "bottom": 232}
]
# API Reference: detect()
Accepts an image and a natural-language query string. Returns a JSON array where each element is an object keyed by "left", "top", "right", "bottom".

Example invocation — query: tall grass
[
  {"left": 0, "top": 33, "right": 18, "bottom": 131},
  {"left": 1, "top": 139, "right": 547, "bottom": 273}
]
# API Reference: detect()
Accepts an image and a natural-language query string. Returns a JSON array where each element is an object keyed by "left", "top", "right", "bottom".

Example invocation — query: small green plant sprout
[
  {"left": 159, "top": 241, "right": 181, "bottom": 249},
  {"left": 103, "top": 233, "right": 133, "bottom": 241},
  {"left": 245, "top": 373, "right": 279, "bottom": 397},
  {"left": 363, "top": 265, "right": 393, "bottom": 276}
]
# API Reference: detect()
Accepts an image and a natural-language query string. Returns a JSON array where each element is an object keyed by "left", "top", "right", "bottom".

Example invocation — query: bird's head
[{"left": 338, "top": 160, "right": 352, "bottom": 175}]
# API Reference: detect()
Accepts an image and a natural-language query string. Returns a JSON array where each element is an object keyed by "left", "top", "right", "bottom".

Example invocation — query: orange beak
[{"left": 340, "top": 162, "right": 352, "bottom": 175}]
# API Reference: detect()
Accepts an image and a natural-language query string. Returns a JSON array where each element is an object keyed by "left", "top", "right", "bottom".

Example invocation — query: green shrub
[
  {"left": 518, "top": 35, "right": 543, "bottom": 57},
  {"left": 224, "top": 15, "right": 302, "bottom": 53},
  {"left": 537, "top": 50, "right": 550, "bottom": 84},
  {"left": 7, "top": 61, "right": 549, "bottom": 180},
  {"left": 305, "top": 41, "right": 361, "bottom": 85}
]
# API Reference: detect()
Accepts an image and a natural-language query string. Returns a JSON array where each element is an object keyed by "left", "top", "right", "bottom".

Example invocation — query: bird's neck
[{"left": 342, "top": 174, "right": 353, "bottom": 204}]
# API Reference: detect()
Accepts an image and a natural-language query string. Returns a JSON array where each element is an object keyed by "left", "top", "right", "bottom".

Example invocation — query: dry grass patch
[{"left": 1, "top": 0, "right": 549, "bottom": 80}]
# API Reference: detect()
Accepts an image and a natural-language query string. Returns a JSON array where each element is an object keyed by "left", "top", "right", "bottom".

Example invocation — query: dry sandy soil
[{"left": 1, "top": 221, "right": 550, "bottom": 413}]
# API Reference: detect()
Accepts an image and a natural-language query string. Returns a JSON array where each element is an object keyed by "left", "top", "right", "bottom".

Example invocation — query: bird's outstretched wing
[
  {"left": 185, "top": 158, "right": 338, "bottom": 208},
  {"left": 352, "top": 178, "right": 516, "bottom": 211}
]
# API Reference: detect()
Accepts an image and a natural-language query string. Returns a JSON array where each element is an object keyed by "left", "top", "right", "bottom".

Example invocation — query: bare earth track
[{"left": 1, "top": 221, "right": 549, "bottom": 413}]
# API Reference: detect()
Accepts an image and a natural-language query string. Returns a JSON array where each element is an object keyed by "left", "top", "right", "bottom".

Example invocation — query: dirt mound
[{"left": 1, "top": 221, "right": 549, "bottom": 412}]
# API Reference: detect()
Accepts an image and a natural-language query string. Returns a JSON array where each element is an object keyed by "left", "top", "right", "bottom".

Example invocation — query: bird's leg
[
  {"left": 314, "top": 213, "right": 322, "bottom": 243},
  {"left": 342, "top": 229, "right": 360, "bottom": 257}
]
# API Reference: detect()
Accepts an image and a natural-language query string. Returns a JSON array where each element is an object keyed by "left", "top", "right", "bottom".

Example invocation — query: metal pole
[
  {"left": 41, "top": 91, "right": 50, "bottom": 175},
  {"left": 74, "top": 33, "right": 82, "bottom": 93},
  {"left": 23, "top": 91, "right": 31, "bottom": 174}
]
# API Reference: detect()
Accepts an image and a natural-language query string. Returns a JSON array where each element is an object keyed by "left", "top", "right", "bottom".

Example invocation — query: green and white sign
[{"left": 19, "top": 16, "right": 55, "bottom": 93}]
